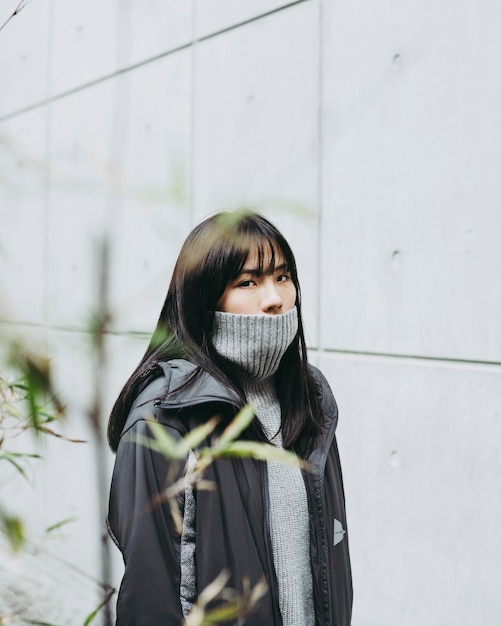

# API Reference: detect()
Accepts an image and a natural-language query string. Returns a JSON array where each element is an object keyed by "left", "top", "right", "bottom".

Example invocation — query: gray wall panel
[
  {"left": 0, "top": 0, "right": 50, "bottom": 117},
  {"left": 195, "top": 0, "right": 300, "bottom": 39},
  {"left": 321, "top": 0, "right": 501, "bottom": 361},
  {"left": 0, "top": 110, "right": 47, "bottom": 323},
  {"left": 192, "top": 1, "right": 320, "bottom": 342},
  {"left": 46, "top": 81, "right": 115, "bottom": 329},
  {"left": 318, "top": 352, "right": 501, "bottom": 625},
  {"left": 50, "top": 0, "right": 120, "bottom": 95},
  {"left": 118, "top": 0, "right": 192, "bottom": 68},
  {"left": 107, "top": 52, "right": 192, "bottom": 333}
]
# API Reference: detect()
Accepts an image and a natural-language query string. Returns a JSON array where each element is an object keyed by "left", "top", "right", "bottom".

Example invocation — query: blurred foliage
[
  {"left": 136, "top": 402, "right": 310, "bottom": 624},
  {"left": 0, "top": 510, "right": 24, "bottom": 552},
  {"left": 184, "top": 570, "right": 267, "bottom": 626},
  {"left": 0, "top": 218, "right": 311, "bottom": 623},
  {"left": 82, "top": 590, "right": 117, "bottom": 626},
  {"left": 135, "top": 404, "right": 310, "bottom": 537},
  {"left": 0, "top": 341, "right": 81, "bottom": 554},
  {"left": 0, "top": 337, "right": 111, "bottom": 625},
  {"left": 3, "top": 343, "right": 68, "bottom": 439}
]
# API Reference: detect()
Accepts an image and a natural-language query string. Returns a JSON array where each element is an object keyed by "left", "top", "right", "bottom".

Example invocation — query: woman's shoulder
[
  {"left": 120, "top": 359, "right": 241, "bottom": 438},
  {"left": 155, "top": 359, "right": 241, "bottom": 409},
  {"left": 308, "top": 363, "right": 338, "bottom": 421}
]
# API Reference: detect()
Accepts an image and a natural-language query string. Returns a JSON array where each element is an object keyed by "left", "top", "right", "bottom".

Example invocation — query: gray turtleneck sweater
[{"left": 208, "top": 307, "right": 314, "bottom": 626}]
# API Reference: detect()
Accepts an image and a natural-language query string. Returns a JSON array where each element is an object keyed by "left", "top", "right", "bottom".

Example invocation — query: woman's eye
[
  {"left": 277, "top": 273, "right": 290, "bottom": 282},
  {"left": 238, "top": 279, "right": 255, "bottom": 288}
]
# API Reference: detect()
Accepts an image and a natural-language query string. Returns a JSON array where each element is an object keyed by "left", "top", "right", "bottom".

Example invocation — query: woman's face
[{"left": 218, "top": 245, "right": 297, "bottom": 315}]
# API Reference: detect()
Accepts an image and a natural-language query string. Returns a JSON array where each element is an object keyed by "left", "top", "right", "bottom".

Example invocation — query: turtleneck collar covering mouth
[{"left": 211, "top": 306, "right": 298, "bottom": 380}]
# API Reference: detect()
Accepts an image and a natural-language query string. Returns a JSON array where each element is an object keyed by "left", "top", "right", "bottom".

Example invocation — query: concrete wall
[{"left": 1, "top": 0, "right": 500, "bottom": 624}]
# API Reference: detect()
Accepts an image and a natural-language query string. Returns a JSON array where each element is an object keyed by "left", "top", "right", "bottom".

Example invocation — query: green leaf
[
  {"left": 202, "top": 599, "right": 246, "bottom": 623},
  {"left": 218, "top": 405, "right": 255, "bottom": 447},
  {"left": 0, "top": 451, "right": 41, "bottom": 460},
  {"left": 1, "top": 513, "right": 25, "bottom": 552},
  {"left": 45, "top": 516, "right": 77, "bottom": 534},
  {"left": 196, "top": 570, "right": 230, "bottom": 604},
  {"left": 1, "top": 400, "right": 23, "bottom": 418},
  {"left": 145, "top": 419, "right": 219, "bottom": 461},
  {"left": 82, "top": 603, "right": 103, "bottom": 626},
  {"left": 1, "top": 455, "right": 30, "bottom": 481},
  {"left": 10, "top": 380, "right": 29, "bottom": 392},
  {"left": 82, "top": 589, "right": 115, "bottom": 626},
  {"left": 215, "top": 441, "right": 307, "bottom": 468},
  {"left": 177, "top": 417, "right": 219, "bottom": 455},
  {"left": 146, "top": 422, "right": 180, "bottom": 458},
  {"left": 7, "top": 345, "right": 65, "bottom": 430}
]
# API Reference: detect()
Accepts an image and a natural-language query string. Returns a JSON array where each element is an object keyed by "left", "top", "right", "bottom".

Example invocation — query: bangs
[
  {"left": 224, "top": 211, "right": 297, "bottom": 281},
  {"left": 177, "top": 210, "right": 300, "bottom": 311},
  {"left": 229, "top": 234, "right": 285, "bottom": 279}
]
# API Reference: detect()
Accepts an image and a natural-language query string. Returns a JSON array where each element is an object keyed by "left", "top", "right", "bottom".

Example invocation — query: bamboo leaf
[
  {"left": 1, "top": 455, "right": 30, "bottom": 481},
  {"left": 0, "top": 451, "right": 41, "bottom": 460},
  {"left": 168, "top": 496, "right": 183, "bottom": 536},
  {"left": 130, "top": 432, "right": 165, "bottom": 455},
  {"left": 184, "top": 570, "right": 231, "bottom": 626},
  {"left": 8, "top": 345, "right": 65, "bottom": 428},
  {"left": 1, "top": 400, "right": 23, "bottom": 418},
  {"left": 45, "top": 516, "right": 77, "bottom": 534},
  {"left": 146, "top": 422, "right": 180, "bottom": 458},
  {"left": 214, "top": 441, "right": 309, "bottom": 469},
  {"left": 184, "top": 574, "right": 267, "bottom": 626},
  {"left": 248, "top": 577, "right": 268, "bottom": 604},
  {"left": 10, "top": 380, "right": 29, "bottom": 392},
  {"left": 176, "top": 417, "right": 219, "bottom": 455},
  {"left": 201, "top": 599, "right": 245, "bottom": 623},
  {"left": 194, "top": 479, "right": 216, "bottom": 492},
  {"left": 1, "top": 513, "right": 25, "bottom": 552},
  {"left": 82, "top": 589, "right": 115, "bottom": 626},
  {"left": 197, "top": 570, "right": 230, "bottom": 605},
  {"left": 218, "top": 405, "right": 255, "bottom": 447},
  {"left": 146, "top": 419, "right": 220, "bottom": 461},
  {"left": 37, "top": 426, "right": 86, "bottom": 444}
]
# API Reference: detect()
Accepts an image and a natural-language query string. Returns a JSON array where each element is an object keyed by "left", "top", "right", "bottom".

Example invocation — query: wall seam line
[
  {"left": 1, "top": 321, "right": 499, "bottom": 368},
  {"left": 310, "top": 347, "right": 501, "bottom": 368},
  {"left": 0, "top": 0, "right": 312, "bottom": 123}
]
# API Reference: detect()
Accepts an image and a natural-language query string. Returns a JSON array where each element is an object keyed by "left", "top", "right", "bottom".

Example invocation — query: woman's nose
[{"left": 260, "top": 280, "right": 283, "bottom": 313}]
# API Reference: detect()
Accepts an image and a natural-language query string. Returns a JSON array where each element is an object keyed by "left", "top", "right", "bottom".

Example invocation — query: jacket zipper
[{"left": 305, "top": 470, "right": 332, "bottom": 626}]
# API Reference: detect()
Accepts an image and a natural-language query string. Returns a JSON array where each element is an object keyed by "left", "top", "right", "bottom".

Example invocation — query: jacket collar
[
  {"left": 158, "top": 360, "right": 338, "bottom": 468},
  {"left": 131, "top": 359, "right": 338, "bottom": 472},
  {"left": 154, "top": 359, "right": 242, "bottom": 409}
]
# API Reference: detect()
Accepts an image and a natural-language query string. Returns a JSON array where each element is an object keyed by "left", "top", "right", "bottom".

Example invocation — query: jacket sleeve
[{"left": 108, "top": 417, "right": 186, "bottom": 626}]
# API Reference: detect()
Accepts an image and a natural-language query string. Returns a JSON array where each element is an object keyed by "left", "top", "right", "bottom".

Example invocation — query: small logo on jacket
[{"left": 334, "top": 519, "right": 346, "bottom": 546}]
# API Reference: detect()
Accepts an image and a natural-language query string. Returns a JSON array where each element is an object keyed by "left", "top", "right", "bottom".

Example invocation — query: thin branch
[
  {"left": 88, "top": 237, "right": 114, "bottom": 626},
  {"left": 0, "top": 0, "right": 34, "bottom": 34}
]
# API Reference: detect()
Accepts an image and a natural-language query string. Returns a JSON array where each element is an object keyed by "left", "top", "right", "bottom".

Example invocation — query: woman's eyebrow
[{"left": 239, "top": 262, "right": 289, "bottom": 276}]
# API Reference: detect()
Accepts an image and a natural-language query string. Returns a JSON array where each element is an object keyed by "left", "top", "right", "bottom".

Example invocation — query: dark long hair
[{"left": 107, "top": 210, "right": 322, "bottom": 454}]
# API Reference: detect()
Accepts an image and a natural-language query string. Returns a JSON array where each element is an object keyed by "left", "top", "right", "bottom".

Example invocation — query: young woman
[{"left": 107, "top": 211, "right": 352, "bottom": 626}]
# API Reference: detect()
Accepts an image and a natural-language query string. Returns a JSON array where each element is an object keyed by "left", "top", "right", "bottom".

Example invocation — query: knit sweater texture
[{"left": 212, "top": 307, "right": 315, "bottom": 626}]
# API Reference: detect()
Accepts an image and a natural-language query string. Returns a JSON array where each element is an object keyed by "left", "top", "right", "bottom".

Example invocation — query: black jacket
[{"left": 108, "top": 359, "right": 352, "bottom": 625}]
